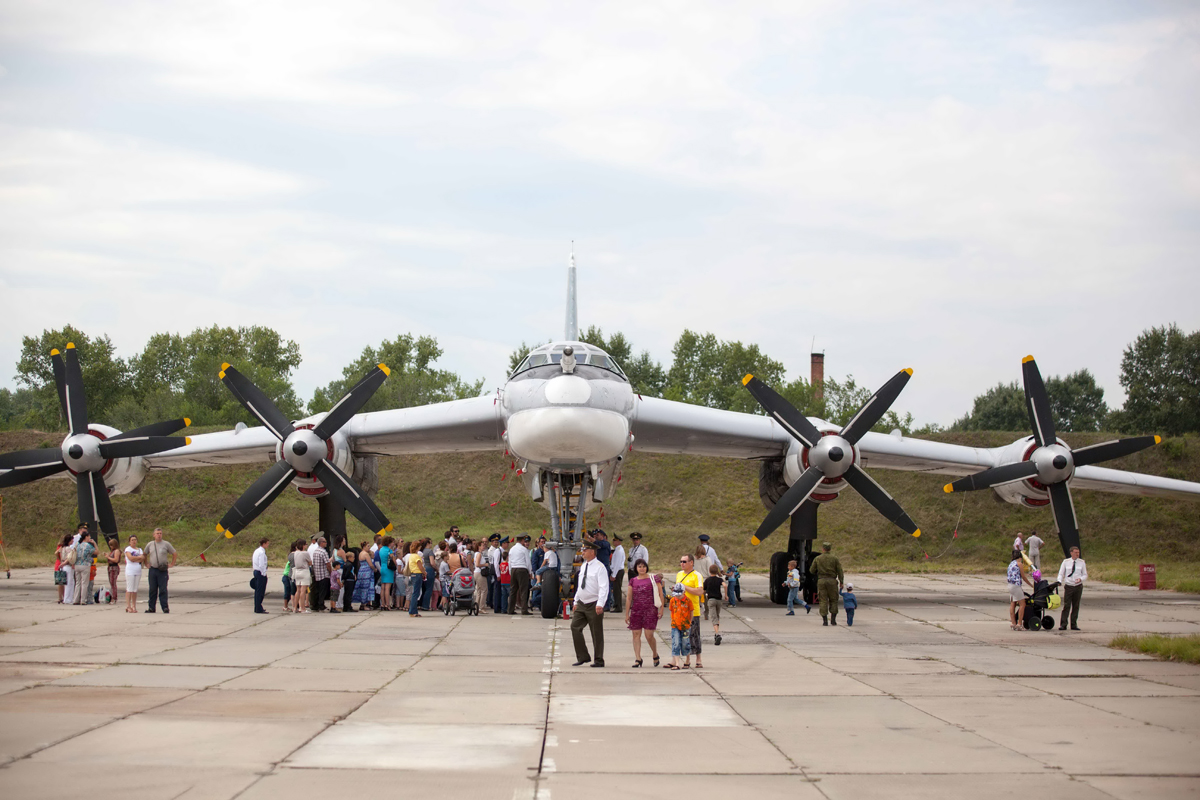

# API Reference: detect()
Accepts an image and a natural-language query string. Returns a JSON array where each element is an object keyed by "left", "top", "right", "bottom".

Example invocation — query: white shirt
[
  {"left": 124, "top": 546, "right": 143, "bottom": 575},
  {"left": 1057, "top": 557, "right": 1087, "bottom": 587},
  {"left": 370, "top": 543, "right": 379, "bottom": 554},
  {"left": 541, "top": 550, "right": 559, "bottom": 571},
  {"left": 627, "top": 543, "right": 649, "bottom": 571},
  {"left": 308, "top": 542, "right": 320, "bottom": 558},
  {"left": 1026, "top": 535, "right": 1044, "bottom": 556},
  {"left": 610, "top": 545, "right": 626, "bottom": 578},
  {"left": 447, "top": 536, "right": 457, "bottom": 548},
  {"left": 252, "top": 546, "right": 268, "bottom": 575},
  {"left": 703, "top": 544, "right": 723, "bottom": 571},
  {"left": 573, "top": 558, "right": 609, "bottom": 607},
  {"left": 509, "top": 543, "right": 531, "bottom": 571},
  {"left": 488, "top": 546, "right": 502, "bottom": 570},
  {"left": 1013, "top": 534, "right": 1024, "bottom": 552}
]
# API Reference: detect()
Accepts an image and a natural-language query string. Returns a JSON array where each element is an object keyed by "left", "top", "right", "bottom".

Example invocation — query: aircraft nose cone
[
  {"left": 68, "top": 444, "right": 83, "bottom": 459},
  {"left": 1053, "top": 455, "right": 1068, "bottom": 470},
  {"left": 292, "top": 441, "right": 308, "bottom": 456},
  {"left": 828, "top": 446, "right": 844, "bottom": 462}
]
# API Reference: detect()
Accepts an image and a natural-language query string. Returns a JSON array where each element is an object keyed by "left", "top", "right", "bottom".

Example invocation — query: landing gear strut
[{"left": 768, "top": 501, "right": 819, "bottom": 606}]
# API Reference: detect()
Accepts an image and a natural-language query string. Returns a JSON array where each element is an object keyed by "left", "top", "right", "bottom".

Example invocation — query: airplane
[{"left": 3, "top": 250, "right": 1199, "bottom": 612}]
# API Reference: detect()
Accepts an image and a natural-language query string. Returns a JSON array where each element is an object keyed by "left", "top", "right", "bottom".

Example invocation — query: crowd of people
[
  {"left": 53, "top": 524, "right": 176, "bottom": 612},
  {"left": 1007, "top": 529, "right": 1088, "bottom": 631}
]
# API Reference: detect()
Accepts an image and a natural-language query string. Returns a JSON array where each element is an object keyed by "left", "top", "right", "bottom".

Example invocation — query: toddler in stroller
[
  {"left": 1022, "top": 572, "right": 1060, "bottom": 631},
  {"left": 443, "top": 567, "right": 479, "bottom": 616}
]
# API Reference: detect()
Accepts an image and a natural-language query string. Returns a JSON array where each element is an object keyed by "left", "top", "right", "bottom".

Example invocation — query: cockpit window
[{"left": 510, "top": 346, "right": 627, "bottom": 380}]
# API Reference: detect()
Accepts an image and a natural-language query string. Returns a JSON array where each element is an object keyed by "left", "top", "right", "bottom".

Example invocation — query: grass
[
  {"left": 1110, "top": 633, "right": 1200, "bottom": 664},
  {"left": 1, "top": 428, "right": 1198, "bottom": 591}
]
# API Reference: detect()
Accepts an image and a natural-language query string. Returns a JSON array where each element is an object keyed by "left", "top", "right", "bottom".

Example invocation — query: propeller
[
  {"left": 742, "top": 368, "right": 922, "bottom": 545},
  {"left": 0, "top": 343, "right": 190, "bottom": 534},
  {"left": 215, "top": 362, "right": 393, "bottom": 538},
  {"left": 944, "top": 355, "right": 1161, "bottom": 555}
]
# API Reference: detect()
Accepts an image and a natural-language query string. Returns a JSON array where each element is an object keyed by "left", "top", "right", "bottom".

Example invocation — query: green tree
[
  {"left": 662, "top": 330, "right": 787, "bottom": 414},
  {"left": 310, "top": 334, "right": 483, "bottom": 414},
  {"left": 820, "top": 376, "right": 915, "bottom": 433},
  {"left": 14, "top": 326, "right": 131, "bottom": 430},
  {"left": 1114, "top": 324, "right": 1200, "bottom": 436},
  {"left": 953, "top": 382, "right": 1027, "bottom": 431},
  {"left": 578, "top": 325, "right": 667, "bottom": 396},
  {"left": 1046, "top": 370, "right": 1107, "bottom": 432},
  {"left": 508, "top": 340, "right": 550, "bottom": 375}
]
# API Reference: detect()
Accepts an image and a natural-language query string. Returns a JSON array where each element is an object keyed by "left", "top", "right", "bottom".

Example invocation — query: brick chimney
[{"left": 811, "top": 352, "right": 824, "bottom": 400}]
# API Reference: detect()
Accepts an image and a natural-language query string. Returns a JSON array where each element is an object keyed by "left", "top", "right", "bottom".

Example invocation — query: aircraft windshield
[{"left": 511, "top": 347, "right": 627, "bottom": 380}]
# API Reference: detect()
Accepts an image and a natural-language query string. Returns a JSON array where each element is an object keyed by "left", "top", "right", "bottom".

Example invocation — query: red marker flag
[{"left": 199, "top": 553, "right": 207, "bottom": 563}]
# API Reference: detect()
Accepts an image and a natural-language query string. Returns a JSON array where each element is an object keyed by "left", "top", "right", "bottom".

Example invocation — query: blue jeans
[
  {"left": 845, "top": 608, "right": 855, "bottom": 626},
  {"left": 408, "top": 574, "right": 424, "bottom": 615},
  {"left": 500, "top": 584, "right": 511, "bottom": 614},
  {"left": 420, "top": 567, "right": 434, "bottom": 610},
  {"left": 787, "top": 586, "right": 800, "bottom": 612},
  {"left": 491, "top": 576, "right": 503, "bottom": 611},
  {"left": 671, "top": 628, "right": 690, "bottom": 657},
  {"left": 727, "top": 579, "right": 738, "bottom": 606}
]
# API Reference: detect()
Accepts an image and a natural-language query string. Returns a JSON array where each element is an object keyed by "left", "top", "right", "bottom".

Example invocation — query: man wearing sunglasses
[{"left": 675, "top": 554, "right": 705, "bottom": 669}]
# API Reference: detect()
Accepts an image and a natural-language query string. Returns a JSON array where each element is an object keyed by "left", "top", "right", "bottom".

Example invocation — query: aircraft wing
[
  {"left": 146, "top": 394, "right": 504, "bottom": 470},
  {"left": 631, "top": 396, "right": 791, "bottom": 459}
]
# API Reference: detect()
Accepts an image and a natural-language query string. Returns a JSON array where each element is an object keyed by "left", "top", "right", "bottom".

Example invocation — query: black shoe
[
  {"left": 1058, "top": 625, "right": 1068, "bottom": 631},
  {"left": 162, "top": 610, "right": 169, "bottom": 614},
  {"left": 145, "top": 609, "right": 156, "bottom": 613},
  {"left": 822, "top": 619, "right": 828, "bottom": 626},
  {"left": 1070, "top": 626, "right": 1081, "bottom": 631},
  {"left": 715, "top": 634, "right": 722, "bottom": 646},
  {"left": 254, "top": 610, "right": 268, "bottom": 614},
  {"left": 573, "top": 659, "right": 591, "bottom": 667},
  {"left": 591, "top": 661, "right": 605, "bottom": 668},
  {"left": 831, "top": 619, "right": 838, "bottom": 626}
]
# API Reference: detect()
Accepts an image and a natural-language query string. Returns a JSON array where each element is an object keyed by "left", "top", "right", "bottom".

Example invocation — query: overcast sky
[{"left": 1, "top": 1, "right": 1197, "bottom": 427}]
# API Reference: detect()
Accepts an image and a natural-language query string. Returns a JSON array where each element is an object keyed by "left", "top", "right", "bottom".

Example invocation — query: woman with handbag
[
  {"left": 624, "top": 559, "right": 663, "bottom": 668},
  {"left": 54, "top": 534, "right": 71, "bottom": 603}
]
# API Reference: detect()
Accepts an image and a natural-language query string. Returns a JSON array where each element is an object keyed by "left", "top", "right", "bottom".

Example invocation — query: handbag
[
  {"left": 652, "top": 576, "right": 663, "bottom": 609},
  {"left": 64, "top": 547, "right": 77, "bottom": 566},
  {"left": 54, "top": 569, "right": 68, "bottom": 585}
]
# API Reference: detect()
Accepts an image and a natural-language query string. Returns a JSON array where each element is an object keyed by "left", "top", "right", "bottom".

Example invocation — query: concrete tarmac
[{"left": 1, "top": 568, "right": 1199, "bottom": 799}]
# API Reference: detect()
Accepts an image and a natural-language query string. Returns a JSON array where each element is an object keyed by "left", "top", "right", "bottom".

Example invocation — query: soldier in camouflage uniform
[{"left": 808, "top": 542, "right": 845, "bottom": 626}]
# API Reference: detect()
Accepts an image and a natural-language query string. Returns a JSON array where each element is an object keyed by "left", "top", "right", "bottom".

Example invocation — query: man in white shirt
[
  {"left": 508, "top": 535, "right": 533, "bottom": 615},
  {"left": 571, "top": 541, "right": 608, "bottom": 668},
  {"left": 609, "top": 535, "right": 627, "bottom": 614},
  {"left": 627, "top": 532, "right": 649, "bottom": 572},
  {"left": 699, "top": 534, "right": 723, "bottom": 571},
  {"left": 1056, "top": 546, "right": 1087, "bottom": 631},
  {"left": 252, "top": 537, "right": 270, "bottom": 614},
  {"left": 487, "top": 534, "right": 503, "bottom": 612},
  {"left": 1013, "top": 532, "right": 1024, "bottom": 554},
  {"left": 1025, "top": 531, "right": 1045, "bottom": 571}
]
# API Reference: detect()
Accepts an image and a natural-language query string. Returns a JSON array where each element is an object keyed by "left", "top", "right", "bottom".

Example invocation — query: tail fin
[{"left": 565, "top": 242, "right": 578, "bottom": 341}]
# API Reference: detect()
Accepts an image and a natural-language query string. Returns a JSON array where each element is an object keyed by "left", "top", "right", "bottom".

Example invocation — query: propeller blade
[
  {"left": 98, "top": 436, "right": 191, "bottom": 460},
  {"left": 842, "top": 464, "right": 921, "bottom": 536},
  {"left": 944, "top": 460, "right": 1039, "bottom": 493},
  {"left": 1021, "top": 356, "right": 1057, "bottom": 447},
  {"left": 217, "top": 460, "right": 297, "bottom": 537},
  {"left": 218, "top": 364, "right": 295, "bottom": 442},
  {"left": 50, "top": 349, "right": 69, "bottom": 424},
  {"left": 0, "top": 460, "right": 68, "bottom": 488},
  {"left": 312, "top": 364, "right": 390, "bottom": 440},
  {"left": 1072, "top": 435, "right": 1161, "bottom": 468},
  {"left": 751, "top": 466, "right": 824, "bottom": 545},
  {"left": 1048, "top": 481, "right": 1081, "bottom": 556},
  {"left": 839, "top": 368, "right": 913, "bottom": 445},
  {"left": 78, "top": 471, "right": 118, "bottom": 535},
  {"left": 311, "top": 459, "right": 392, "bottom": 535},
  {"left": 62, "top": 343, "right": 89, "bottom": 436},
  {"left": 108, "top": 418, "right": 191, "bottom": 441},
  {"left": 0, "top": 448, "right": 64, "bottom": 470},
  {"left": 742, "top": 375, "right": 822, "bottom": 448}
]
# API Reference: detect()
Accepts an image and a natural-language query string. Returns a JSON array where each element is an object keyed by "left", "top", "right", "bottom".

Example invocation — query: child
[
  {"left": 784, "top": 559, "right": 808, "bottom": 615},
  {"left": 498, "top": 552, "right": 512, "bottom": 614},
  {"left": 704, "top": 565, "right": 724, "bottom": 646},
  {"left": 841, "top": 582, "right": 858, "bottom": 626},
  {"left": 725, "top": 562, "right": 740, "bottom": 607},
  {"left": 668, "top": 583, "right": 692, "bottom": 670}
]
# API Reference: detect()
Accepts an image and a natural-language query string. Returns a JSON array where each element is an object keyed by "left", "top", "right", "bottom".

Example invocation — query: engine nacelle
[
  {"left": 990, "top": 435, "right": 1072, "bottom": 508},
  {"left": 277, "top": 413, "right": 354, "bottom": 500},
  {"left": 79, "top": 424, "right": 150, "bottom": 496},
  {"left": 759, "top": 422, "right": 855, "bottom": 511}
]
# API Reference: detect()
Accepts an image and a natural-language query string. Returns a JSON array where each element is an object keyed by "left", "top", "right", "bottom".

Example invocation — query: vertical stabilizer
[{"left": 565, "top": 242, "right": 578, "bottom": 341}]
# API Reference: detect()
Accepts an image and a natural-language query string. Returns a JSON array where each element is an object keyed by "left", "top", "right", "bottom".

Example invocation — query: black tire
[
  {"left": 541, "top": 571, "right": 561, "bottom": 619},
  {"left": 769, "top": 551, "right": 789, "bottom": 605},
  {"left": 1043, "top": 615, "right": 1056, "bottom": 631}
]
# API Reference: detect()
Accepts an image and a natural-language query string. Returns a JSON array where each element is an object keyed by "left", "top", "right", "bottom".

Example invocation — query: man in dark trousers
[
  {"left": 609, "top": 534, "right": 626, "bottom": 613},
  {"left": 571, "top": 541, "right": 609, "bottom": 668},
  {"left": 144, "top": 527, "right": 177, "bottom": 613},
  {"left": 251, "top": 537, "right": 270, "bottom": 613},
  {"left": 809, "top": 541, "right": 845, "bottom": 626},
  {"left": 1056, "top": 546, "right": 1088, "bottom": 631}
]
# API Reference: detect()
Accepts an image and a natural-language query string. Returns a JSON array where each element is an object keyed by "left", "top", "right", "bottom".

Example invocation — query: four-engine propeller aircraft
[{"left": 3, "top": 253, "right": 1199, "bottom": 611}]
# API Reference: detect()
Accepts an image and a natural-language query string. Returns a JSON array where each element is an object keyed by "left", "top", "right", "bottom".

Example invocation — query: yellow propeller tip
[
  {"left": 184, "top": 437, "right": 192, "bottom": 446},
  {"left": 943, "top": 484, "right": 954, "bottom": 493},
  {"left": 221, "top": 362, "right": 231, "bottom": 371},
  {"left": 50, "top": 348, "right": 60, "bottom": 356},
  {"left": 225, "top": 531, "right": 234, "bottom": 539},
  {"left": 377, "top": 363, "right": 391, "bottom": 376},
  {"left": 386, "top": 523, "right": 394, "bottom": 531},
  {"left": 742, "top": 374, "right": 754, "bottom": 385},
  {"left": 750, "top": 536, "right": 761, "bottom": 546},
  {"left": 183, "top": 418, "right": 192, "bottom": 427},
  {"left": 1021, "top": 354, "right": 1035, "bottom": 364},
  {"left": 215, "top": 524, "right": 224, "bottom": 533},
  {"left": 218, "top": 371, "right": 226, "bottom": 380},
  {"left": 903, "top": 368, "right": 913, "bottom": 376},
  {"left": 1154, "top": 435, "right": 1162, "bottom": 444},
  {"left": 66, "top": 342, "right": 76, "bottom": 349},
  {"left": 912, "top": 529, "right": 921, "bottom": 538}
]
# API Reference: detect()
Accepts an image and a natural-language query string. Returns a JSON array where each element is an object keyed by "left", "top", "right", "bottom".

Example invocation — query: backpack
[
  {"left": 670, "top": 596, "right": 692, "bottom": 629},
  {"left": 64, "top": 546, "right": 77, "bottom": 566}
]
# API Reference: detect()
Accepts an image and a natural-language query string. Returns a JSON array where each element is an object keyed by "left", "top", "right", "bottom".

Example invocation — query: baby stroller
[
  {"left": 443, "top": 568, "right": 478, "bottom": 616},
  {"left": 1022, "top": 579, "right": 1061, "bottom": 631}
]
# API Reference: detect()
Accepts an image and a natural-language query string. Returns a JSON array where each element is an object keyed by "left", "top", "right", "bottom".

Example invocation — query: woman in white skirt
[
  {"left": 292, "top": 544, "right": 312, "bottom": 613},
  {"left": 124, "top": 534, "right": 145, "bottom": 613}
]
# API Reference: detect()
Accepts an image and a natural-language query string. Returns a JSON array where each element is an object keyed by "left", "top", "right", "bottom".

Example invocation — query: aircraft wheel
[
  {"left": 541, "top": 571, "right": 561, "bottom": 619},
  {"left": 769, "top": 552, "right": 789, "bottom": 605}
]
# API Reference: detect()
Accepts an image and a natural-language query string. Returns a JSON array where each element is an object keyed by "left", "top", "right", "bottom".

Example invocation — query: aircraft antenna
[{"left": 565, "top": 241, "right": 578, "bottom": 341}]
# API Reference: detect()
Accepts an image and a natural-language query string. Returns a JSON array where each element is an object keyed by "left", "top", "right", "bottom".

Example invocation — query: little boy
[
  {"left": 498, "top": 552, "right": 512, "bottom": 614},
  {"left": 784, "top": 559, "right": 809, "bottom": 615},
  {"left": 725, "top": 563, "right": 740, "bottom": 607},
  {"left": 668, "top": 583, "right": 692, "bottom": 669},
  {"left": 841, "top": 582, "right": 858, "bottom": 626},
  {"left": 704, "top": 565, "right": 724, "bottom": 646}
]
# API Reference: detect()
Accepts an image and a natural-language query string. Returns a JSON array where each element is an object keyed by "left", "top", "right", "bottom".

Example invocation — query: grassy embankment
[
  {"left": 1110, "top": 634, "right": 1200, "bottom": 664},
  {"left": 0, "top": 429, "right": 1198, "bottom": 591}
]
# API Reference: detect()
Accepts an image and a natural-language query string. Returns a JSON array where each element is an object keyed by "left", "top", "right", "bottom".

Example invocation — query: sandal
[
  {"left": 667, "top": 664, "right": 680, "bottom": 670},
  {"left": 632, "top": 659, "right": 643, "bottom": 668},
  {"left": 652, "top": 655, "right": 661, "bottom": 667}
]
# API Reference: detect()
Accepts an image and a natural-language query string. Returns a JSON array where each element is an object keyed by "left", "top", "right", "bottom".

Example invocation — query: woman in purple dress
[{"left": 624, "top": 559, "right": 663, "bottom": 668}]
